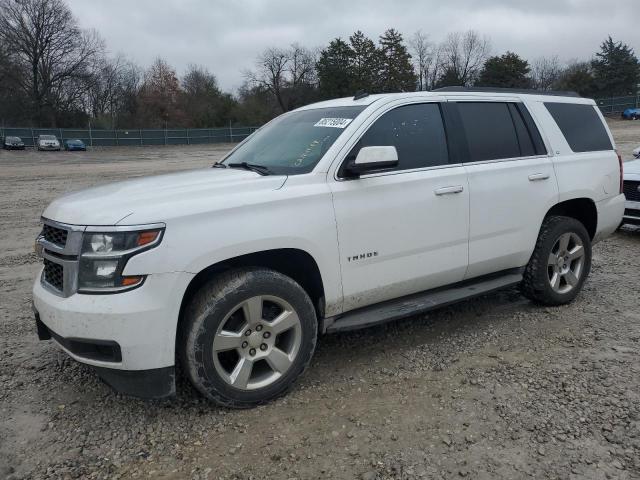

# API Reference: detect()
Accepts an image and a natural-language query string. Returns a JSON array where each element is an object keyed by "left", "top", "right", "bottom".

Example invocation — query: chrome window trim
[{"left": 460, "top": 153, "right": 551, "bottom": 167}]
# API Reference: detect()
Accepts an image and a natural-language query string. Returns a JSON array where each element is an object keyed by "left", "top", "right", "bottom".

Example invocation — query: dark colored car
[
  {"left": 3, "top": 136, "right": 26, "bottom": 150},
  {"left": 64, "top": 139, "right": 87, "bottom": 151}
]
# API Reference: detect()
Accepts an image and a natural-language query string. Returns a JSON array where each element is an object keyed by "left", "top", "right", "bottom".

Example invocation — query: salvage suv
[{"left": 33, "top": 87, "right": 624, "bottom": 407}]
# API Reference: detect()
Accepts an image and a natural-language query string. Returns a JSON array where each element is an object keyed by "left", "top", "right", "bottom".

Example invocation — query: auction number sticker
[{"left": 314, "top": 118, "right": 353, "bottom": 128}]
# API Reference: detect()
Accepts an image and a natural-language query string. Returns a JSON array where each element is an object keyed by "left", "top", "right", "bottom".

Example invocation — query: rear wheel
[
  {"left": 180, "top": 268, "right": 317, "bottom": 408},
  {"left": 521, "top": 216, "right": 592, "bottom": 306}
]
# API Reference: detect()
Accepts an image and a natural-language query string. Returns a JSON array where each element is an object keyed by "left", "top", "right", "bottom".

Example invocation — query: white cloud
[{"left": 66, "top": 0, "right": 640, "bottom": 91}]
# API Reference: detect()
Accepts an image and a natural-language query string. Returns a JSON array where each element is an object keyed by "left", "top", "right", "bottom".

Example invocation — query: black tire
[
  {"left": 521, "top": 215, "right": 592, "bottom": 306},
  {"left": 180, "top": 268, "right": 318, "bottom": 408}
]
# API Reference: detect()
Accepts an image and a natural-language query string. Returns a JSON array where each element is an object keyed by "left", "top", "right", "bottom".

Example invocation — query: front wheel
[
  {"left": 180, "top": 268, "right": 318, "bottom": 408},
  {"left": 521, "top": 216, "right": 592, "bottom": 306}
]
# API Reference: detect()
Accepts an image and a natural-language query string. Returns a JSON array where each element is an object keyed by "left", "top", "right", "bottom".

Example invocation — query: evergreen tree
[
  {"left": 591, "top": 36, "right": 640, "bottom": 96},
  {"left": 349, "top": 31, "right": 380, "bottom": 93},
  {"left": 378, "top": 28, "right": 417, "bottom": 92},
  {"left": 476, "top": 52, "right": 531, "bottom": 88},
  {"left": 555, "top": 62, "right": 597, "bottom": 97},
  {"left": 317, "top": 38, "right": 354, "bottom": 99},
  {"left": 435, "top": 66, "right": 464, "bottom": 88}
]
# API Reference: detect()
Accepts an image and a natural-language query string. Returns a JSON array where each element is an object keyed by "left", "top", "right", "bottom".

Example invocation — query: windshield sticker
[{"left": 314, "top": 118, "right": 353, "bottom": 129}]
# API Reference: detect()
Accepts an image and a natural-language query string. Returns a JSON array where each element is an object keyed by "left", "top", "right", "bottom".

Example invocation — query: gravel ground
[{"left": 1, "top": 120, "right": 640, "bottom": 480}]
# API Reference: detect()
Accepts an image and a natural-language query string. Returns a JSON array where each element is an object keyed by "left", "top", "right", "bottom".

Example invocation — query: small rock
[{"left": 362, "top": 471, "right": 377, "bottom": 480}]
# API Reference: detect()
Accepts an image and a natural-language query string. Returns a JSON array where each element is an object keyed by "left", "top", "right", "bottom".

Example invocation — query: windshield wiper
[{"left": 227, "top": 162, "right": 273, "bottom": 176}]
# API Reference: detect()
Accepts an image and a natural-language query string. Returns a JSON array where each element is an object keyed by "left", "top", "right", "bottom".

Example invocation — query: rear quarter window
[{"left": 544, "top": 102, "right": 613, "bottom": 153}]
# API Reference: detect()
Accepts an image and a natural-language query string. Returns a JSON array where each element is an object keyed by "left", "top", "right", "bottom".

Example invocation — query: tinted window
[
  {"left": 352, "top": 103, "right": 449, "bottom": 171},
  {"left": 458, "top": 102, "right": 521, "bottom": 162},
  {"left": 517, "top": 104, "right": 547, "bottom": 155},
  {"left": 508, "top": 104, "right": 535, "bottom": 157},
  {"left": 544, "top": 102, "right": 612, "bottom": 152},
  {"left": 223, "top": 106, "right": 365, "bottom": 175}
]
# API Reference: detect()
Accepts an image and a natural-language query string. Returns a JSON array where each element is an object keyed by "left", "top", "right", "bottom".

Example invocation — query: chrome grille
[
  {"left": 42, "top": 224, "right": 68, "bottom": 247},
  {"left": 43, "top": 258, "right": 64, "bottom": 292},
  {"left": 623, "top": 180, "right": 640, "bottom": 202}
]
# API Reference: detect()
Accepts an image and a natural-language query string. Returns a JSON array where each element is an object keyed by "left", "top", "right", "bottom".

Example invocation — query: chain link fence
[
  {"left": 0, "top": 126, "right": 259, "bottom": 147},
  {"left": 595, "top": 95, "right": 640, "bottom": 115}
]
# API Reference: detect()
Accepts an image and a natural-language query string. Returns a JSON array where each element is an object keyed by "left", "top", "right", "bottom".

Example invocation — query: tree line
[{"left": 1, "top": 0, "right": 638, "bottom": 129}]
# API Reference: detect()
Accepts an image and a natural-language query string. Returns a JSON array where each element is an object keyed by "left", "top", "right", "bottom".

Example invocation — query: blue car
[
  {"left": 622, "top": 108, "right": 640, "bottom": 120},
  {"left": 63, "top": 139, "right": 87, "bottom": 151}
]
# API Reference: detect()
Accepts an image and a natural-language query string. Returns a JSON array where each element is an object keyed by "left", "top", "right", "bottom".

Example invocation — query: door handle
[
  {"left": 528, "top": 173, "right": 550, "bottom": 181},
  {"left": 434, "top": 185, "right": 464, "bottom": 196}
]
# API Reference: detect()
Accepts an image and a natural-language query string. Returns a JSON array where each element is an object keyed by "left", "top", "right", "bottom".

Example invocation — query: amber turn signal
[
  {"left": 121, "top": 276, "right": 144, "bottom": 287},
  {"left": 136, "top": 230, "right": 160, "bottom": 247}
]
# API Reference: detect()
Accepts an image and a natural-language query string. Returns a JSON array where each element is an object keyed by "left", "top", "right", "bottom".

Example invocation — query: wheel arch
[
  {"left": 544, "top": 197, "right": 597, "bottom": 240},
  {"left": 176, "top": 248, "right": 326, "bottom": 350}
]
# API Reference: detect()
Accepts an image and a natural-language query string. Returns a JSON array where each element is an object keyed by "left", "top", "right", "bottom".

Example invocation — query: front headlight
[{"left": 78, "top": 228, "right": 163, "bottom": 292}]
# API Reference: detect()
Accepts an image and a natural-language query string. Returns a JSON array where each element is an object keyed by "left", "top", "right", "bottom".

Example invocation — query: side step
[{"left": 324, "top": 270, "right": 523, "bottom": 333}]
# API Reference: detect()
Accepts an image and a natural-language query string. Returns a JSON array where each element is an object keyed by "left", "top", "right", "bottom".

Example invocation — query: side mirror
[{"left": 346, "top": 146, "right": 399, "bottom": 176}]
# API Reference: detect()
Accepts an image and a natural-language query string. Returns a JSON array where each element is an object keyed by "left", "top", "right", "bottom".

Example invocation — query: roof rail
[
  {"left": 353, "top": 90, "right": 370, "bottom": 100},
  {"left": 432, "top": 86, "right": 581, "bottom": 98}
]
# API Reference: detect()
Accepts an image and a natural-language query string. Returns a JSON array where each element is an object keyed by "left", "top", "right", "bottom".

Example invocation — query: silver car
[{"left": 37, "top": 135, "right": 61, "bottom": 151}]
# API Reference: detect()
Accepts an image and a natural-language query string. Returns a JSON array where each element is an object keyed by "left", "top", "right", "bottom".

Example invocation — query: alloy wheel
[
  {"left": 212, "top": 295, "right": 302, "bottom": 390},
  {"left": 547, "top": 232, "right": 585, "bottom": 294}
]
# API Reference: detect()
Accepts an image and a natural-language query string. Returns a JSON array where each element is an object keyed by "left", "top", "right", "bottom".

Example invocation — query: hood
[
  {"left": 43, "top": 167, "right": 287, "bottom": 225},
  {"left": 624, "top": 159, "right": 640, "bottom": 177}
]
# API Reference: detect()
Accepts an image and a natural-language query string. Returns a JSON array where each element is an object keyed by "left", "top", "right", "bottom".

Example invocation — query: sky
[{"left": 66, "top": 0, "right": 640, "bottom": 92}]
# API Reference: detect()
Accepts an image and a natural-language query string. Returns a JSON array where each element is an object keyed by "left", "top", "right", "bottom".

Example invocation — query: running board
[{"left": 324, "top": 270, "right": 523, "bottom": 333}]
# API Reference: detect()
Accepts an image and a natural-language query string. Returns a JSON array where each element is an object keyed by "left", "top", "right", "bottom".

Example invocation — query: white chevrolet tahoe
[{"left": 33, "top": 87, "right": 625, "bottom": 407}]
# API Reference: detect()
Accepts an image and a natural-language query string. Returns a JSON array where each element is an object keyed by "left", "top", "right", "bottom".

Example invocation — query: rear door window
[
  {"left": 544, "top": 102, "right": 613, "bottom": 152},
  {"left": 457, "top": 102, "right": 521, "bottom": 162}
]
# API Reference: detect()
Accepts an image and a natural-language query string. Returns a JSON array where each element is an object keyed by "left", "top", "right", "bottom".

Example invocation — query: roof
[{"left": 296, "top": 88, "right": 594, "bottom": 111}]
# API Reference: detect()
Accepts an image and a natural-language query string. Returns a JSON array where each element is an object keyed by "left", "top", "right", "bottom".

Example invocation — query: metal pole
[{"left": 89, "top": 121, "right": 93, "bottom": 147}]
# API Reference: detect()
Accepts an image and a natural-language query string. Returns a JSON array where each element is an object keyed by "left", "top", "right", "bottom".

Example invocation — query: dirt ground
[{"left": 1, "top": 120, "right": 639, "bottom": 480}]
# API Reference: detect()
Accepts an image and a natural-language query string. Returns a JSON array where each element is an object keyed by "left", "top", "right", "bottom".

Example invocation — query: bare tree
[
  {"left": 244, "top": 47, "right": 289, "bottom": 112},
  {"left": 530, "top": 56, "right": 562, "bottom": 91},
  {"left": 441, "top": 30, "right": 491, "bottom": 86},
  {"left": 86, "top": 55, "right": 141, "bottom": 128},
  {"left": 409, "top": 31, "right": 432, "bottom": 90},
  {"left": 244, "top": 44, "right": 318, "bottom": 112},
  {"left": 0, "top": 0, "right": 104, "bottom": 126}
]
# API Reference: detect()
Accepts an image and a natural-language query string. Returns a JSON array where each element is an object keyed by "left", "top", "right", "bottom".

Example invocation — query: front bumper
[
  {"left": 33, "top": 270, "right": 194, "bottom": 396},
  {"left": 623, "top": 199, "right": 640, "bottom": 225},
  {"left": 39, "top": 145, "right": 60, "bottom": 150}
]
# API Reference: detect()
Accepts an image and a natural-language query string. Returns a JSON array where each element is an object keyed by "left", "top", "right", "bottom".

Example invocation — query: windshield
[
  {"left": 40, "top": 135, "right": 56, "bottom": 140},
  {"left": 222, "top": 106, "right": 366, "bottom": 175},
  {"left": 6, "top": 137, "right": 20, "bottom": 142}
]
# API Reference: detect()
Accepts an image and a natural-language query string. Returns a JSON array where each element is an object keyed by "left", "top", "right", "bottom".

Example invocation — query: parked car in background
[
  {"left": 622, "top": 108, "right": 640, "bottom": 120},
  {"left": 622, "top": 152, "right": 640, "bottom": 226},
  {"left": 64, "top": 139, "right": 86, "bottom": 151},
  {"left": 2, "top": 136, "right": 25, "bottom": 150},
  {"left": 37, "top": 135, "right": 61, "bottom": 151}
]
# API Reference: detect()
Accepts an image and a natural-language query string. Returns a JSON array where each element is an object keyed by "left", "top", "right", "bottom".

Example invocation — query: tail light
[{"left": 617, "top": 151, "right": 624, "bottom": 194}]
